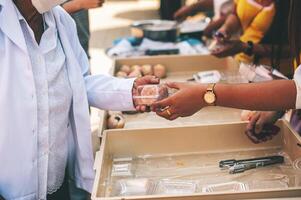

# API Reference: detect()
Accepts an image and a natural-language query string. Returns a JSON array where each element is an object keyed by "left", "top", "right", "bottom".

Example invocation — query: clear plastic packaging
[
  {"left": 133, "top": 84, "right": 169, "bottom": 106},
  {"left": 105, "top": 149, "right": 300, "bottom": 197},
  {"left": 202, "top": 181, "right": 249, "bottom": 193},
  {"left": 112, "top": 178, "right": 155, "bottom": 196},
  {"left": 154, "top": 179, "right": 197, "bottom": 195},
  {"left": 193, "top": 70, "right": 221, "bottom": 84},
  {"left": 111, "top": 163, "right": 133, "bottom": 177}
]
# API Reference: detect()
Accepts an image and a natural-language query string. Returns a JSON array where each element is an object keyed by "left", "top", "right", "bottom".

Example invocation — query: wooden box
[{"left": 92, "top": 120, "right": 301, "bottom": 199}]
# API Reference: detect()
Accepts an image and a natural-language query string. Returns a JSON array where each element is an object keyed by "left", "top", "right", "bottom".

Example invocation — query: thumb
[
  {"left": 143, "top": 75, "right": 159, "bottom": 84},
  {"left": 255, "top": 118, "right": 264, "bottom": 135},
  {"left": 246, "top": 112, "right": 260, "bottom": 131},
  {"left": 151, "top": 97, "right": 172, "bottom": 111}
]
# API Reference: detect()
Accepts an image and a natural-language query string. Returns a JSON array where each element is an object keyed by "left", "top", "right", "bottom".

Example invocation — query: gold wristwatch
[{"left": 204, "top": 83, "right": 217, "bottom": 106}]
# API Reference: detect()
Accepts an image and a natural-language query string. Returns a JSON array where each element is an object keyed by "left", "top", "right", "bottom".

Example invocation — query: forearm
[
  {"left": 62, "top": 1, "right": 82, "bottom": 14},
  {"left": 204, "top": 16, "right": 227, "bottom": 37},
  {"left": 193, "top": 0, "right": 214, "bottom": 12},
  {"left": 219, "top": 13, "right": 241, "bottom": 36},
  {"left": 215, "top": 80, "right": 296, "bottom": 110}
]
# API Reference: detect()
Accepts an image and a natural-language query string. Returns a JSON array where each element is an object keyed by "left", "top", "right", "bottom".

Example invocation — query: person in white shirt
[
  {"left": 0, "top": 0, "right": 159, "bottom": 199},
  {"left": 153, "top": 0, "right": 301, "bottom": 144}
]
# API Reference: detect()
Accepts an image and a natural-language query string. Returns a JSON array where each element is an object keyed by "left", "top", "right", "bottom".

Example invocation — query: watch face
[{"left": 204, "top": 92, "right": 216, "bottom": 104}]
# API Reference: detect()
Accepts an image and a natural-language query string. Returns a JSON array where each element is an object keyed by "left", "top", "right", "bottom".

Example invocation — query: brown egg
[
  {"left": 116, "top": 71, "right": 128, "bottom": 78},
  {"left": 131, "top": 65, "right": 142, "bottom": 72},
  {"left": 128, "top": 70, "right": 142, "bottom": 78},
  {"left": 153, "top": 64, "right": 167, "bottom": 78},
  {"left": 120, "top": 65, "right": 131, "bottom": 75},
  {"left": 107, "top": 114, "right": 125, "bottom": 129},
  {"left": 141, "top": 64, "right": 153, "bottom": 76}
]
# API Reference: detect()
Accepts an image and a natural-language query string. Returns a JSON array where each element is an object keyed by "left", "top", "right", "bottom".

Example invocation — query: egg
[
  {"left": 153, "top": 64, "right": 167, "bottom": 78},
  {"left": 120, "top": 65, "right": 131, "bottom": 75},
  {"left": 141, "top": 64, "right": 153, "bottom": 76},
  {"left": 131, "top": 65, "right": 142, "bottom": 72},
  {"left": 116, "top": 71, "right": 128, "bottom": 78},
  {"left": 107, "top": 114, "right": 125, "bottom": 129}
]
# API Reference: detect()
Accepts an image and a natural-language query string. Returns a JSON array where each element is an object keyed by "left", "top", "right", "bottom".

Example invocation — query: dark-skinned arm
[
  {"left": 215, "top": 80, "right": 296, "bottom": 110},
  {"left": 152, "top": 80, "right": 296, "bottom": 120}
]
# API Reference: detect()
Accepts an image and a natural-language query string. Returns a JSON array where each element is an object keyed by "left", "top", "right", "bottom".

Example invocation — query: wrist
[
  {"left": 240, "top": 41, "right": 248, "bottom": 53},
  {"left": 203, "top": 83, "right": 217, "bottom": 106},
  {"left": 243, "top": 41, "right": 254, "bottom": 56}
]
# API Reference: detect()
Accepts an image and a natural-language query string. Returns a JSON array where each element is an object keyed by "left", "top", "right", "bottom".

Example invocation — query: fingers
[
  {"left": 211, "top": 48, "right": 227, "bottom": 58},
  {"left": 169, "top": 114, "right": 180, "bottom": 120},
  {"left": 246, "top": 113, "right": 260, "bottom": 132},
  {"left": 156, "top": 106, "right": 179, "bottom": 120},
  {"left": 147, "top": 75, "right": 160, "bottom": 84},
  {"left": 245, "top": 130, "right": 260, "bottom": 144},
  {"left": 151, "top": 97, "right": 172, "bottom": 111},
  {"left": 136, "top": 76, "right": 160, "bottom": 86},
  {"left": 255, "top": 117, "right": 265, "bottom": 135},
  {"left": 245, "top": 113, "right": 263, "bottom": 144},
  {"left": 166, "top": 82, "right": 181, "bottom": 89}
]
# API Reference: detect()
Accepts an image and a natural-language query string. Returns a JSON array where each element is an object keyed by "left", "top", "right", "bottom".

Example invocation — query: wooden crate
[{"left": 92, "top": 120, "right": 301, "bottom": 200}]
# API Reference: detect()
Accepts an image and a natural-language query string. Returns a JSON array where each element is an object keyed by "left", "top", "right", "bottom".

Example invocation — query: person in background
[
  {"left": 0, "top": 0, "right": 157, "bottom": 199},
  {"left": 62, "top": 0, "right": 104, "bottom": 57},
  {"left": 160, "top": 0, "right": 182, "bottom": 20},
  {"left": 174, "top": 0, "right": 233, "bottom": 37},
  {"left": 212, "top": 0, "right": 291, "bottom": 71},
  {"left": 152, "top": 0, "right": 301, "bottom": 143}
]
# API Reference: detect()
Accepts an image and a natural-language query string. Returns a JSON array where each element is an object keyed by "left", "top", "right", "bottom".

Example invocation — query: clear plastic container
[
  {"left": 111, "top": 163, "right": 133, "bottom": 177},
  {"left": 112, "top": 178, "right": 155, "bottom": 196},
  {"left": 202, "top": 181, "right": 249, "bottom": 193},
  {"left": 154, "top": 179, "right": 197, "bottom": 195},
  {"left": 133, "top": 84, "right": 169, "bottom": 106}
]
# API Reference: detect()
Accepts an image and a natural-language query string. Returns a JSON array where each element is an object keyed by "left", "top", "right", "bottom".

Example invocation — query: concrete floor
[{"left": 87, "top": 0, "right": 160, "bottom": 152}]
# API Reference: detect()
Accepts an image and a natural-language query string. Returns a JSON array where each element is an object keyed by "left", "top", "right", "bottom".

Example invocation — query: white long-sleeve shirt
[{"left": 16, "top": 8, "right": 73, "bottom": 197}]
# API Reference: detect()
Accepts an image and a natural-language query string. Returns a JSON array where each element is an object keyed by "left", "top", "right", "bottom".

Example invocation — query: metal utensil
[{"left": 219, "top": 156, "right": 284, "bottom": 174}]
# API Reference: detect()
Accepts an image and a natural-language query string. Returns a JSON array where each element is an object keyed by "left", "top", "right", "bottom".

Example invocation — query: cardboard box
[
  {"left": 92, "top": 120, "right": 301, "bottom": 200},
  {"left": 99, "top": 55, "right": 244, "bottom": 137}
]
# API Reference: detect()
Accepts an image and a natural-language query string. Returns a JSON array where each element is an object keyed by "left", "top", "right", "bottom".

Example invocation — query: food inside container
[{"left": 133, "top": 84, "right": 169, "bottom": 106}]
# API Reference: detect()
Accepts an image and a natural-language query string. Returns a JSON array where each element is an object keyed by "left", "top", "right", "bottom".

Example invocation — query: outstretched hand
[
  {"left": 152, "top": 82, "right": 207, "bottom": 120},
  {"left": 133, "top": 76, "right": 160, "bottom": 112}
]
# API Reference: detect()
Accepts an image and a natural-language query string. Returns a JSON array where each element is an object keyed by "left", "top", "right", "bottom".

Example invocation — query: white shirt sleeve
[
  {"left": 85, "top": 75, "right": 136, "bottom": 111},
  {"left": 293, "top": 65, "right": 301, "bottom": 109}
]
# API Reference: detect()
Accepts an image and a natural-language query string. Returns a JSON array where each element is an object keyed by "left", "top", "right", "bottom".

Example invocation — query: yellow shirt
[{"left": 234, "top": 0, "right": 276, "bottom": 63}]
